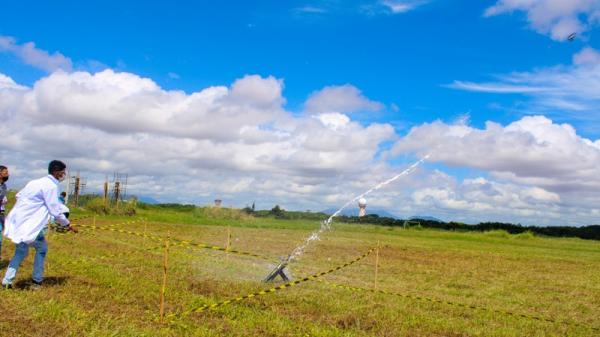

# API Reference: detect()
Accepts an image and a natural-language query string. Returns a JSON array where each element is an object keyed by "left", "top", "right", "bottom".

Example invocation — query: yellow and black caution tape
[
  {"left": 70, "top": 217, "right": 274, "bottom": 261},
  {"left": 168, "top": 237, "right": 273, "bottom": 262},
  {"left": 49, "top": 214, "right": 94, "bottom": 233},
  {"left": 180, "top": 247, "right": 375, "bottom": 316},
  {"left": 70, "top": 215, "right": 92, "bottom": 222},
  {"left": 76, "top": 223, "right": 275, "bottom": 262},
  {"left": 78, "top": 224, "right": 165, "bottom": 241},
  {"left": 70, "top": 216, "right": 142, "bottom": 228},
  {"left": 54, "top": 218, "right": 600, "bottom": 332},
  {"left": 75, "top": 217, "right": 143, "bottom": 229},
  {"left": 144, "top": 241, "right": 230, "bottom": 260},
  {"left": 104, "top": 219, "right": 141, "bottom": 228},
  {"left": 316, "top": 279, "right": 600, "bottom": 333}
]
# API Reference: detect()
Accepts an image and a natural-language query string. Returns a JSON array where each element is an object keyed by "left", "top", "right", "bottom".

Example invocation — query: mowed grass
[{"left": 1, "top": 208, "right": 599, "bottom": 337}]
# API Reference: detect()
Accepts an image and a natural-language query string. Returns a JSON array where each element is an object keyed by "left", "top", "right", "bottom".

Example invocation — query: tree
[{"left": 271, "top": 205, "right": 284, "bottom": 217}]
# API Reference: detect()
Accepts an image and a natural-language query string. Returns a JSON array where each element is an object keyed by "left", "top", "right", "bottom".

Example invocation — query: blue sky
[
  {"left": 1, "top": 0, "right": 600, "bottom": 225},
  {"left": 1, "top": 0, "right": 591, "bottom": 131}
]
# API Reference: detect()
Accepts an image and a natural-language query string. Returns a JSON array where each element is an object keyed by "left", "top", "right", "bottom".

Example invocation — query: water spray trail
[{"left": 285, "top": 155, "right": 430, "bottom": 263}]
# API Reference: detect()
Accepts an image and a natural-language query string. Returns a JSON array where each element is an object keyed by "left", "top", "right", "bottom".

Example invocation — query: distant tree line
[
  {"left": 247, "top": 204, "right": 330, "bottom": 221},
  {"left": 248, "top": 206, "right": 600, "bottom": 241},
  {"left": 138, "top": 201, "right": 600, "bottom": 241},
  {"left": 335, "top": 214, "right": 600, "bottom": 241},
  {"left": 138, "top": 202, "right": 197, "bottom": 212}
]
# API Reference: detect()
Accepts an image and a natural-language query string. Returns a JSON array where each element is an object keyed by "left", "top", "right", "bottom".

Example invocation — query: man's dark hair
[
  {"left": 0, "top": 165, "right": 6, "bottom": 171},
  {"left": 48, "top": 160, "right": 66, "bottom": 174},
  {"left": 60, "top": 191, "right": 67, "bottom": 197}
]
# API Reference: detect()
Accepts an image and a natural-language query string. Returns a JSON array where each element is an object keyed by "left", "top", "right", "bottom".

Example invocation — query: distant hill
[
  {"left": 321, "top": 207, "right": 400, "bottom": 219},
  {"left": 137, "top": 195, "right": 160, "bottom": 204},
  {"left": 410, "top": 215, "right": 442, "bottom": 222}
]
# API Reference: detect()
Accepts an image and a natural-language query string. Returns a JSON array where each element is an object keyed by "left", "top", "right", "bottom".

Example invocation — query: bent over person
[
  {"left": 2, "top": 160, "right": 77, "bottom": 289},
  {"left": 0, "top": 165, "right": 9, "bottom": 260}
]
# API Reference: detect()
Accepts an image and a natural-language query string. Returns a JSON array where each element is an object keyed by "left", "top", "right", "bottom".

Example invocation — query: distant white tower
[{"left": 358, "top": 198, "right": 367, "bottom": 217}]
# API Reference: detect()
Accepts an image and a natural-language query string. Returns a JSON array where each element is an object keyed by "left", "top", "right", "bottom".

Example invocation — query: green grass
[{"left": 0, "top": 207, "right": 599, "bottom": 336}]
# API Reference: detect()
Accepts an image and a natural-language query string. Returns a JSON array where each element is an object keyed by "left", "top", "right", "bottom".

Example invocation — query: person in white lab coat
[{"left": 2, "top": 160, "right": 77, "bottom": 289}]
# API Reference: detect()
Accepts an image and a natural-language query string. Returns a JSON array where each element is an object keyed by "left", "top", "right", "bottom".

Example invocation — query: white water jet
[{"left": 285, "top": 155, "right": 430, "bottom": 263}]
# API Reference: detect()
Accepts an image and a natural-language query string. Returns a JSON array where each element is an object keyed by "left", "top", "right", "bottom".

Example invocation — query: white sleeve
[{"left": 43, "top": 184, "right": 70, "bottom": 226}]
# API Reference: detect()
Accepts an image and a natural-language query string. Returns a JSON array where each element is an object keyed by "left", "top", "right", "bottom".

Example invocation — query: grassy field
[{"left": 0, "top": 206, "right": 599, "bottom": 337}]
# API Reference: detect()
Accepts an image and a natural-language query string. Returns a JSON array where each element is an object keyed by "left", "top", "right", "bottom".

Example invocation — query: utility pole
[
  {"left": 103, "top": 177, "right": 109, "bottom": 207},
  {"left": 73, "top": 172, "right": 81, "bottom": 207},
  {"left": 114, "top": 181, "right": 121, "bottom": 209}
]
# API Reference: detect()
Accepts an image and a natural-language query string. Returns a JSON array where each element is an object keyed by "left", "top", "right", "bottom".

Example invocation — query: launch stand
[{"left": 263, "top": 257, "right": 290, "bottom": 282}]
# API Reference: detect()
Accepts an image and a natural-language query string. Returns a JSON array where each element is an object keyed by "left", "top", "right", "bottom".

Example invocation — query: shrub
[
  {"left": 483, "top": 230, "right": 511, "bottom": 238},
  {"left": 513, "top": 230, "right": 535, "bottom": 239},
  {"left": 193, "top": 207, "right": 252, "bottom": 221},
  {"left": 79, "top": 196, "right": 136, "bottom": 216},
  {"left": 84, "top": 197, "right": 110, "bottom": 215},
  {"left": 113, "top": 199, "right": 137, "bottom": 216}
]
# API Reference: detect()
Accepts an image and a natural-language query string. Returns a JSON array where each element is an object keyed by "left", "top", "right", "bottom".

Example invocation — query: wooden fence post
[
  {"left": 159, "top": 234, "right": 170, "bottom": 323},
  {"left": 226, "top": 227, "right": 231, "bottom": 251},
  {"left": 374, "top": 241, "right": 380, "bottom": 290}
]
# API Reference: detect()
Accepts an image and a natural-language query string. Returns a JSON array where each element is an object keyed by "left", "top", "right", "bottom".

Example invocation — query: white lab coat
[{"left": 3, "top": 175, "right": 70, "bottom": 244}]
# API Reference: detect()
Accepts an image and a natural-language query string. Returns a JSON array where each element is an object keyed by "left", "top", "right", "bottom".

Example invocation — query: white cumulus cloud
[
  {"left": 391, "top": 115, "right": 600, "bottom": 224},
  {"left": 305, "top": 84, "right": 383, "bottom": 114},
  {"left": 484, "top": 0, "right": 600, "bottom": 41},
  {"left": 0, "top": 70, "right": 398, "bottom": 214},
  {"left": 1, "top": 62, "right": 598, "bottom": 225},
  {"left": 0, "top": 35, "right": 73, "bottom": 72}
]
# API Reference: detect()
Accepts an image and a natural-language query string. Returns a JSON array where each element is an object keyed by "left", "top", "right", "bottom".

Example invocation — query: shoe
[
  {"left": 2, "top": 283, "right": 12, "bottom": 290},
  {"left": 30, "top": 280, "right": 42, "bottom": 291}
]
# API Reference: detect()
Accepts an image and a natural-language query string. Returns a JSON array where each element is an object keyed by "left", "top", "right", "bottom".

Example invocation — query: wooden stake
[
  {"left": 374, "top": 240, "right": 380, "bottom": 290},
  {"left": 143, "top": 220, "right": 148, "bottom": 250},
  {"left": 159, "top": 234, "right": 170, "bottom": 324},
  {"left": 226, "top": 227, "right": 231, "bottom": 251}
]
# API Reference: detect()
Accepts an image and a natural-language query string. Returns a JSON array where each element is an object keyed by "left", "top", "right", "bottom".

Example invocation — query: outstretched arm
[{"left": 43, "top": 185, "right": 70, "bottom": 227}]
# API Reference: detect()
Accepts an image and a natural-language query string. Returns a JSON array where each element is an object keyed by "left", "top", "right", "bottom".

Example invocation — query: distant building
[{"left": 214, "top": 199, "right": 222, "bottom": 208}]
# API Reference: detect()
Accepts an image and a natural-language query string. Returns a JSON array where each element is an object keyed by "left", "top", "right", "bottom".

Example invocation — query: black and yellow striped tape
[
  {"left": 317, "top": 279, "right": 600, "bottom": 332},
  {"left": 181, "top": 247, "right": 375, "bottom": 315},
  {"left": 76, "top": 223, "right": 275, "bottom": 262},
  {"left": 62, "top": 217, "right": 600, "bottom": 332},
  {"left": 104, "top": 218, "right": 144, "bottom": 228}
]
